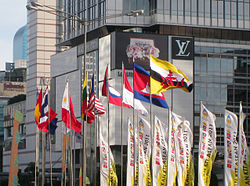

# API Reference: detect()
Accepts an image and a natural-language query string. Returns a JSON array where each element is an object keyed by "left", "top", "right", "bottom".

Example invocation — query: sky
[{"left": 0, "top": 0, "right": 27, "bottom": 71}]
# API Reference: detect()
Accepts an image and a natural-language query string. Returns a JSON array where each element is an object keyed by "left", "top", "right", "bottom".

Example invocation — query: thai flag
[
  {"left": 39, "top": 87, "right": 49, "bottom": 132},
  {"left": 133, "top": 63, "right": 169, "bottom": 109},
  {"left": 102, "top": 66, "right": 130, "bottom": 107},
  {"left": 39, "top": 87, "right": 58, "bottom": 133}
]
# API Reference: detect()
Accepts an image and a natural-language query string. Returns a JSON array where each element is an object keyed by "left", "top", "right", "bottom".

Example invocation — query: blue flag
[{"left": 133, "top": 63, "right": 169, "bottom": 109}]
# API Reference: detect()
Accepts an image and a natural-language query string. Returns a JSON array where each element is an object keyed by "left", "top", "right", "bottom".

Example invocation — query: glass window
[
  {"left": 198, "top": 0, "right": 204, "bottom": 17},
  {"left": 207, "top": 84, "right": 220, "bottom": 105},
  {"left": 218, "top": 0, "right": 224, "bottom": 19},
  {"left": 171, "top": 0, "right": 178, "bottom": 15},
  {"left": 178, "top": 0, "right": 184, "bottom": 15},
  {"left": 231, "top": 1, "right": 237, "bottom": 20},
  {"left": 244, "top": 2, "right": 250, "bottom": 21},
  {"left": 191, "top": 0, "right": 197, "bottom": 16},
  {"left": 207, "top": 57, "right": 220, "bottom": 75},
  {"left": 238, "top": 2, "right": 244, "bottom": 20},
  {"left": 185, "top": 0, "right": 191, "bottom": 16},
  {"left": 205, "top": 0, "right": 210, "bottom": 18},
  {"left": 221, "top": 57, "right": 234, "bottom": 75},
  {"left": 164, "top": 0, "right": 171, "bottom": 14},
  {"left": 225, "top": 1, "right": 231, "bottom": 19}
]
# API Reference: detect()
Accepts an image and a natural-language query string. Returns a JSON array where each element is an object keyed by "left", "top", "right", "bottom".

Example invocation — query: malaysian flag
[{"left": 87, "top": 75, "right": 106, "bottom": 124}]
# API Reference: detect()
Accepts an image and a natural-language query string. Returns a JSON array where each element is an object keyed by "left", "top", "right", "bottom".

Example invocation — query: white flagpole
[
  {"left": 41, "top": 88, "right": 46, "bottom": 186},
  {"left": 93, "top": 75, "right": 97, "bottom": 186},
  {"left": 35, "top": 88, "right": 40, "bottom": 186},
  {"left": 121, "top": 62, "right": 124, "bottom": 186},
  {"left": 69, "top": 80, "right": 74, "bottom": 186},
  {"left": 48, "top": 88, "right": 53, "bottom": 186},
  {"left": 107, "top": 66, "right": 111, "bottom": 185}
]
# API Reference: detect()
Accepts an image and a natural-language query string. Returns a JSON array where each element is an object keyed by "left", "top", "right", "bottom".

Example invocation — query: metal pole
[
  {"left": 35, "top": 127, "right": 40, "bottom": 186},
  {"left": 49, "top": 133, "right": 53, "bottom": 186},
  {"left": 42, "top": 132, "right": 46, "bottom": 186},
  {"left": 83, "top": 21, "right": 87, "bottom": 186},
  {"left": 48, "top": 90, "right": 53, "bottom": 186},
  {"left": 121, "top": 63, "right": 124, "bottom": 186},
  {"left": 93, "top": 115, "right": 97, "bottom": 186}
]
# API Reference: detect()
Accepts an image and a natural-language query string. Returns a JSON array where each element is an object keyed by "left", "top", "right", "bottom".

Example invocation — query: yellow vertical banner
[
  {"left": 198, "top": 103, "right": 217, "bottom": 186},
  {"left": 238, "top": 103, "right": 250, "bottom": 185},
  {"left": 167, "top": 111, "right": 182, "bottom": 186},
  {"left": 224, "top": 109, "right": 239, "bottom": 186},
  {"left": 8, "top": 110, "right": 23, "bottom": 186}
]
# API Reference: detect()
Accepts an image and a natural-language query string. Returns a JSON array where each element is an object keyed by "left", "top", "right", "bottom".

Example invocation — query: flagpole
[
  {"left": 68, "top": 80, "right": 74, "bottom": 186},
  {"left": 35, "top": 88, "right": 40, "bottom": 186},
  {"left": 149, "top": 80, "right": 153, "bottom": 184},
  {"left": 93, "top": 115, "right": 97, "bottom": 186},
  {"left": 238, "top": 101, "right": 242, "bottom": 185},
  {"left": 42, "top": 128, "right": 46, "bottom": 186},
  {"left": 132, "top": 61, "right": 136, "bottom": 184},
  {"left": 73, "top": 133, "right": 76, "bottom": 186},
  {"left": 82, "top": 21, "right": 88, "bottom": 186},
  {"left": 121, "top": 62, "right": 124, "bottom": 186},
  {"left": 41, "top": 86, "right": 46, "bottom": 186},
  {"left": 48, "top": 88, "right": 53, "bottom": 186},
  {"left": 107, "top": 65, "right": 111, "bottom": 185}
]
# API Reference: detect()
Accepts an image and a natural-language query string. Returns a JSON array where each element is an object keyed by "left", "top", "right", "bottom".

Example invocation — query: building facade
[
  {"left": 24, "top": 0, "right": 250, "bottom": 184},
  {"left": 13, "top": 25, "right": 27, "bottom": 69}
]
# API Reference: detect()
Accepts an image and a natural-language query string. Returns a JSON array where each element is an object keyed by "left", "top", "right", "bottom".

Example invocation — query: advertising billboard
[{"left": 111, "top": 32, "right": 168, "bottom": 70}]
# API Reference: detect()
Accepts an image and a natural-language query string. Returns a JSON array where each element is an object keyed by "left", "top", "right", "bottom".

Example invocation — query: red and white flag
[
  {"left": 87, "top": 75, "right": 106, "bottom": 124},
  {"left": 123, "top": 64, "right": 148, "bottom": 116},
  {"left": 62, "top": 81, "right": 82, "bottom": 133}
]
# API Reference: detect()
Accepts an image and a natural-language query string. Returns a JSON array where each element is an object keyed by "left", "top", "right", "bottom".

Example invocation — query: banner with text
[
  {"left": 152, "top": 116, "right": 168, "bottom": 186},
  {"left": 138, "top": 117, "right": 151, "bottom": 186},
  {"left": 198, "top": 103, "right": 217, "bottom": 186},
  {"left": 167, "top": 111, "right": 182, "bottom": 186},
  {"left": 238, "top": 103, "right": 250, "bottom": 185},
  {"left": 175, "top": 120, "right": 194, "bottom": 186}
]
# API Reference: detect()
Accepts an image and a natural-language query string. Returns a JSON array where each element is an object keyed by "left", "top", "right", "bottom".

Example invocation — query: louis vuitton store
[{"left": 51, "top": 27, "right": 250, "bottom": 184}]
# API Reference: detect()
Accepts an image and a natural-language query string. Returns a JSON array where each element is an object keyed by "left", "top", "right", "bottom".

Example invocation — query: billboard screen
[{"left": 111, "top": 32, "right": 168, "bottom": 70}]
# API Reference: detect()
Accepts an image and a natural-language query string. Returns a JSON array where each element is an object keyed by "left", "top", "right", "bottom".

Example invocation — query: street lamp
[{"left": 26, "top": 2, "right": 144, "bottom": 186}]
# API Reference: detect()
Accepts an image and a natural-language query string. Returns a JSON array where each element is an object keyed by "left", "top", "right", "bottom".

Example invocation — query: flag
[
  {"left": 47, "top": 99, "right": 58, "bottom": 134},
  {"left": 127, "top": 118, "right": 138, "bottom": 185},
  {"left": 38, "top": 87, "right": 49, "bottom": 132},
  {"left": 150, "top": 55, "right": 193, "bottom": 94},
  {"left": 133, "top": 63, "right": 169, "bottom": 109},
  {"left": 99, "top": 127, "right": 118, "bottom": 186},
  {"left": 87, "top": 75, "right": 95, "bottom": 124},
  {"left": 81, "top": 74, "right": 87, "bottom": 119},
  {"left": 224, "top": 109, "right": 238, "bottom": 186},
  {"left": 152, "top": 116, "right": 168, "bottom": 186},
  {"left": 175, "top": 120, "right": 194, "bottom": 186},
  {"left": 39, "top": 87, "right": 58, "bottom": 133},
  {"left": 167, "top": 111, "right": 182, "bottom": 186},
  {"left": 238, "top": 102, "right": 250, "bottom": 185},
  {"left": 87, "top": 75, "right": 106, "bottom": 124},
  {"left": 102, "top": 66, "right": 130, "bottom": 108},
  {"left": 47, "top": 107, "right": 58, "bottom": 135},
  {"left": 35, "top": 88, "right": 43, "bottom": 126},
  {"left": 138, "top": 117, "right": 151, "bottom": 186},
  {"left": 62, "top": 81, "right": 82, "bottom": 133},
  {"left": 198, "top": 103, "right": 217, "bottom": 186},
  {"left": 122, "top": 64, "right": 148, "bottom": 116}
]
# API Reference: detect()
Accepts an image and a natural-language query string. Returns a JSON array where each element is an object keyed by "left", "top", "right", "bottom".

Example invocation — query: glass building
[
  {"left": 49, "top": 0, "right": 250, "bottom": 184},
  {"left": 13, "top": 25, "right": 27, "bottom": 68},
  {"left": 57, "top": 0, "right": 250, "bottom": 150}
]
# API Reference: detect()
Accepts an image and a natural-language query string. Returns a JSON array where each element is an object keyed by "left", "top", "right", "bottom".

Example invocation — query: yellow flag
[{"left": 150, "top": 55, "right": 193, "bottom": 94}]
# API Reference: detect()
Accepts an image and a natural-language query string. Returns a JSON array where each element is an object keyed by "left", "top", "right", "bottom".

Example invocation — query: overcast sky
[{"left": 0, "top": 0, "right": 27, "bottom": 70}]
